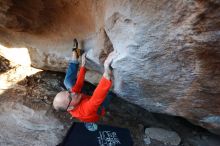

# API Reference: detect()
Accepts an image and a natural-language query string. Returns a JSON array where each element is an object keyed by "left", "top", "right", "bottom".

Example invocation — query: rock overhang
[{"left": 0, "top": 0, "right": 220, "bottom": 135}]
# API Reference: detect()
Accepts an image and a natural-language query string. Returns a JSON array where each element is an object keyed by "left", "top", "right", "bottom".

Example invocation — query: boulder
[
  {"left": 0, "top": 102, "right": 64, "bottom": 146},
  {"left": 0, "top": 0, "right": 220, "bottom": 134}
]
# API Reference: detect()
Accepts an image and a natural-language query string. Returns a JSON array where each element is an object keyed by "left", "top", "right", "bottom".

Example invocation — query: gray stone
[
  {"left": 0, "top": 102, "right": 64, "bottom": 146},
  {"left": 144, "top": 136, "right": 151, "bottom": 145},
  {"left": 145, "top": 127, "right": 181, "bottom": 146}
]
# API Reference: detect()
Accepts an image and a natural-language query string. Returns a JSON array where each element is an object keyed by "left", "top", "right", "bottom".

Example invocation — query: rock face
[
  {"left": 0, "top": 0, "right": 220, "bottom": 134},
  {"left": 0, "top": 102, "right": 64, "bottom": 146}
]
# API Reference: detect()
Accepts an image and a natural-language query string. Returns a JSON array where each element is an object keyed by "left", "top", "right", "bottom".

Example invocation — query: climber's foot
[
  {"left": 72, "top": 38, "right": 84, "bottom": 58},
  {"left": 72, "top": 38, "right": 78, "bottom": 52}
]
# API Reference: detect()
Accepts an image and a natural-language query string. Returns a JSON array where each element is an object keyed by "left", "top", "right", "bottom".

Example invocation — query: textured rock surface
[
  {"left": 0, "top": 102, "right": 64, "bottom": 146},
  {"left": 2, "top": 56, "right": 220, "bottom": 146},
  {"left": 0, "top": 0, "right": 96, "bottom": 71},
  {"left": 0, "top": 0, "right": 220, "bottom": 134},
  {"left": 144, "top": 127, "right": 181, "bottom": 146}
]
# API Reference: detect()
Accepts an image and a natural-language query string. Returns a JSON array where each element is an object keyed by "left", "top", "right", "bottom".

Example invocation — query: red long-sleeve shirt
[{"left": 69, "top": 67, "right": 112, "bottom": 122}]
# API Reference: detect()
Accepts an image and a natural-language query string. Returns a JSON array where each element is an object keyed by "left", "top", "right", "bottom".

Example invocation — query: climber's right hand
[
  {"left": 103, "top": 52, "right": 115, "bottom": 80},
  {"left": 81, "top": 53, "right": 86, "bottom": 67}
]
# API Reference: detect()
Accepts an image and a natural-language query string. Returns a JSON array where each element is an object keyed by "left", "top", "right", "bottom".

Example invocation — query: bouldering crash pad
[{"left": 58, "top": 122, "right": 133, "bottom": 146}]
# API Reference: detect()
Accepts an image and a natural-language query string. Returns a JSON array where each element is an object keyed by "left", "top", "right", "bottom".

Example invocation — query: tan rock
[{"left": 0, "top": 0, "right": 220, "bottom": 134}]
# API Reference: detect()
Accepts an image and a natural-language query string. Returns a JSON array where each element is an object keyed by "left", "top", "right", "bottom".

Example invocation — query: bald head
[{"left": 53, "top": 91, "right": 70, "bottom": 111}]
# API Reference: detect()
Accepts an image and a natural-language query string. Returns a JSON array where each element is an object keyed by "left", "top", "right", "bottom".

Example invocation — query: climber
[{"left": 53, "top": 39, "right": 114, "bottom": 122}]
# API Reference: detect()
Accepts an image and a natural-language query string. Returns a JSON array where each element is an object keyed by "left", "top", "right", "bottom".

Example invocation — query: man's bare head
[
  {"left": 53, "top": 91, "right": 82, "bottom": 111},
  {"left": 53, "top": 91, "right": 69, "bottom": 111}
]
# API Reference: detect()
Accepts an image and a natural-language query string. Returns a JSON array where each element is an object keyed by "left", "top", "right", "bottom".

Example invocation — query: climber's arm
[
  {"left": 82, "top": 52, "right": 115, "bottom": 114},
  {"left": 71, "top": 54, "right": 87, "bottom": 93},
  {"left": 84, "top": 77, "right": 111, "bottom": 114}
]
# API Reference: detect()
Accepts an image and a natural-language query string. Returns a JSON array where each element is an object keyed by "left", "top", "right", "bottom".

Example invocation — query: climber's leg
[{"left": 64, "top": 47, "right": 79, "bottom": 90}]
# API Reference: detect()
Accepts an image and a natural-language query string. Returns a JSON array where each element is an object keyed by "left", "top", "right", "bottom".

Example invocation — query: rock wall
[{"left": 0, "top": 0, "right": 220, "bottom": 134}]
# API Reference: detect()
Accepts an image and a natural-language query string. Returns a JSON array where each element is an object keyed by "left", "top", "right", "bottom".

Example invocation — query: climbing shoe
[
  {"left": 72, "top": 38, "right": 84, "bottom": 58},
  {"left": 72, "top": 38, "right": 78, "bottom": 52}
]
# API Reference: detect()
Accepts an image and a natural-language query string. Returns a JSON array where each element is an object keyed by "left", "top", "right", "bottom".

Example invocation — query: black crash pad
[{"left": 59, "top": 122, "right": 133, "bottom": 146}]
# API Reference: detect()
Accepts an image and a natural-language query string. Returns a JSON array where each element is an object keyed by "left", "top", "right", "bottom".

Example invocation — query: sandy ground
[{"left": 1, "top": 55, "right": 220, "bottom": 146}]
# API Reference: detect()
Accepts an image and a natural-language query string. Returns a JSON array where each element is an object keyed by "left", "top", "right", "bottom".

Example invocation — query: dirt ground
[{"left": 0, "top": 55, "right": 220, "bottom": 146}]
